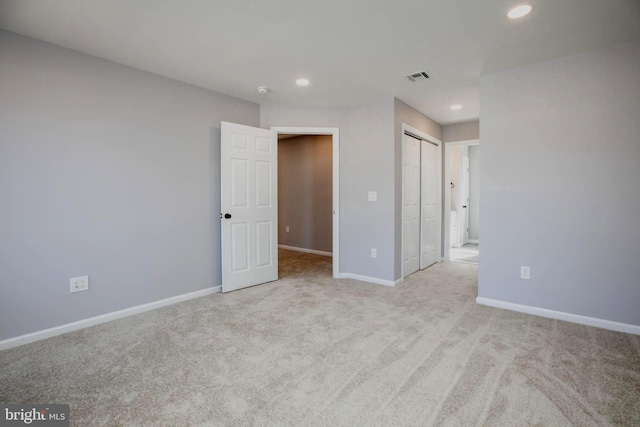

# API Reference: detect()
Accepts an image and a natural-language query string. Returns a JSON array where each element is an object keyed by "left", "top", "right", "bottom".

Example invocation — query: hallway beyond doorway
[
  {"left": 450, "top": 243, "right": 479, "bottom": 264},
  {"left": 278, "top": 247, "right": 332, "bottom": 280}
]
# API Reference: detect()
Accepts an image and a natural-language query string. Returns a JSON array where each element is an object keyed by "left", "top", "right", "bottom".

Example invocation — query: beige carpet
[{"left": 1, "top": 249, "right": 639, "bottom": 426}]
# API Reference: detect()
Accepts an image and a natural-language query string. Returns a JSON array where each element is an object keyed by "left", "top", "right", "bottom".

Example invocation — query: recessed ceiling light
[
  {"left": 507, "top": 4, "right": 533, "bottom": 19},
  {"left": 451, "top": 104, "right": 462, "bottom": 111},
  {"left": 296, "top": 78, "right": 310, "bottom": 87},
  {"left": 257, "top": 86, "right": 269, "bottom": 94}
]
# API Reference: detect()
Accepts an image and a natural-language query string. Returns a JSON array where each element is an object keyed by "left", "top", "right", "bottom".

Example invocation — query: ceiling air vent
[{"left": 405, "top": 71, "right": 430, "bottom": 82}]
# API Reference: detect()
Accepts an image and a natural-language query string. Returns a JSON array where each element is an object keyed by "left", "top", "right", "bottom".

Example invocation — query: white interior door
[
  {"left": 421, "top": 140, "right": 441, "bottom": 269},
  {"left": 221, "top": 122, "right": 278, "bottom": 292},
  {"left": 402, "top": 134, "right": 420, "bottom": 277},
  {"left": 461, "top": 155, "right": 470, "bottom": 246}
]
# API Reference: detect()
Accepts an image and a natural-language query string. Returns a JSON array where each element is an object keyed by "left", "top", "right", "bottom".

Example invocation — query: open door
[
  {"left": 461, "top": 155, "right": 470, "bottom": 246},
  {"left": 221, "top": 122, "right": 278, "bottom": 292}
]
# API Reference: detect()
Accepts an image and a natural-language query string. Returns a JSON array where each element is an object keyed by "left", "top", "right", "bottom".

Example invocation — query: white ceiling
[{"left": 1, "top": 0, "right": 639, "bottom": 124}]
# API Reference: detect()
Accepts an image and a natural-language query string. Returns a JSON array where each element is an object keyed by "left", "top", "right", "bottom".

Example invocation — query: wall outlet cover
[{"left": 70, "top": 276, "right": 89, "bottom": 293}]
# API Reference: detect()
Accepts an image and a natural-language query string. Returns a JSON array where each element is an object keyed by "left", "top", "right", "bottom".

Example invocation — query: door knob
[{"left": 224, "top": 213, "right": 232, "bottom": 219}]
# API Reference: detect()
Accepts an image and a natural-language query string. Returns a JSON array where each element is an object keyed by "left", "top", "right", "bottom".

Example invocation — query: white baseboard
[
  {"left": 0, "top": 286, "right": 222, "bottom": 351},
  {"left": 278, "top": 244, "right": 332, "bottom": 257},
  {"left": 468, "top": 239, "right": 479, "bottom": 244},
  {"left": 476, "top": 297, "right": 640, "bottom": 335},
  {"left": 336, "top": 273, "right": 399, "bottom": 287}
]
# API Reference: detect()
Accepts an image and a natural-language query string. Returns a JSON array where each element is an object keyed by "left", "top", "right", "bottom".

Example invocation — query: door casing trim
[{"left": 272, "top": 127, "right": 340, "bottom": 278}]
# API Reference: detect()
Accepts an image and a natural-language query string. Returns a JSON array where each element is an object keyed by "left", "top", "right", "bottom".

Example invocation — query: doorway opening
[
  {"left": 220, "top": 123, "right": 338, "bottom": 293},
  {"left": 272, "top": 127, "right": 340, "bottom": 278},
  {"left": 444, "top": 140, "right": 479, "bottom": 263}
]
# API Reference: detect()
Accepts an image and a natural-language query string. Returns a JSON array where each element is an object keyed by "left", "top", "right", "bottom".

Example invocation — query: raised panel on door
[
  {"left": 221, "top": 122, "right": 278, "bottom": 293},
  {"left": 255, "top": 161, "right": 271, "bottom": 207},
  {"left": 231, "top": 223, "right": 249, "bottom": 272},
  {"left": 255, "top": 221, "right": 272, "bottom": 268},
  {"left": 231, "top": 159, "right": 248, "bottom": 208}
]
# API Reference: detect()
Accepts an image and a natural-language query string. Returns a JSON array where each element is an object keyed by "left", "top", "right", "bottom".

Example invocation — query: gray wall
[
  {"left": 443, "top": 121, "right": 479, "bottom": 143},
  {"left": 261, "top": 99, "right": 397, "bottom": 281},
  {"left": 394, "top": 99, "right": 443, "bottom": 280},
  {"left": 278, "top": 135, "right": 333, "bottom": 253},
  {"left": 479, "top": 40, "right": 640, "bottom": 326},
  {"left": 394, "top": 99, "right": 443, "bottom": 141},
  {"left": 468, "top": 145, "right": 480, "bottom": 241},
  {"left": 0, "top": 31, "right": 259, "bottom": 340},
  {"left": 349, "top": 98, "right": 396, "bottom": 280}
]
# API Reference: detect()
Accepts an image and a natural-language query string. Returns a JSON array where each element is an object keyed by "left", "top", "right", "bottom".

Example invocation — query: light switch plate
[{"left": 368, "top": 191, "right": 377, "bottom": 202}]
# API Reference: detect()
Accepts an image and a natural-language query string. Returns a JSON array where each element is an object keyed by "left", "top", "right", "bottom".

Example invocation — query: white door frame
[
  {"left": 271, "top": 127, "right": 340, "bottom": 278},
  {"left": 400, "top": 123, "right": 442, "bottom": 279},
  {"left": 444, "top": 139, "right": 479, "bottom": 261}
]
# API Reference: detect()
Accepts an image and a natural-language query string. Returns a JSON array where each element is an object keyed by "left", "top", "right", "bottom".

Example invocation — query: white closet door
[
  {"left": 421, "top": 140, "right": 441, "bottom": 269},
  {"left": 403, "top": 134, "right": 420, "bottom": 277}
]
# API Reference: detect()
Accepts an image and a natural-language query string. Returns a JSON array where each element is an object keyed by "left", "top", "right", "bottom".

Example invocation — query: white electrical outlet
[
  {"left": 371, "top": 248, "right": 377, "bottom": 258},
  {"left": 70, "top": 276, "right": 89, "bottom": 293},
  {"left": 286, "top": 226, "right": 290, "bottom": 233},
  {"left": 520, "top": 266, "right": 530, "bottom": 280}
]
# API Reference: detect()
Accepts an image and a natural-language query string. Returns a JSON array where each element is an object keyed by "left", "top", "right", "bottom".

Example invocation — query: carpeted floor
[
  {"left": 450, "top": 243, "right": 479, "bottom": 264},
  {"left": 1, "top": 249, "right": 639, "bottom": 426}
]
